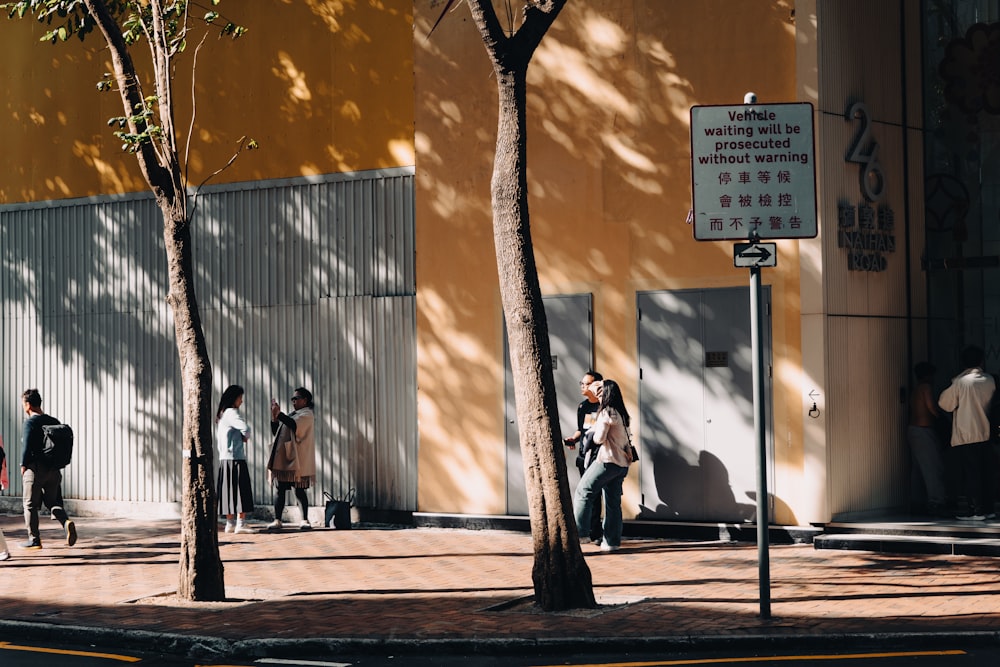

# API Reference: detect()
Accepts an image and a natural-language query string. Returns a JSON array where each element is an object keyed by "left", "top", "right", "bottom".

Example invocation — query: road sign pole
[{"left": 750, "top": 260, "right": 771, "bottom": 619}]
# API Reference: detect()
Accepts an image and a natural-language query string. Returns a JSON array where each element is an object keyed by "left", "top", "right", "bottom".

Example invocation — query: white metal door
[{"left": 636, "top": 287, "right": 773, "bottom": 522}]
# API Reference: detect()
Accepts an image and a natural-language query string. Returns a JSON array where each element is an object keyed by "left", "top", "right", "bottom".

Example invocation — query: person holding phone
[
  {"left": 563, "top": 370, "right": 604, "bottom": 544},
  {"left": 573, "top": 379, "right": 634, "bottom": 552},
  {"left": 266, "top": 387, "right": 316, "bottom": 530}
]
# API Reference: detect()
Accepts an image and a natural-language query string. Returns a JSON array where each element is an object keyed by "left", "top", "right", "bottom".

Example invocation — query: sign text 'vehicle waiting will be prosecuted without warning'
[{"left": 691, "top": 102, "right": 817, "bottom": 241}]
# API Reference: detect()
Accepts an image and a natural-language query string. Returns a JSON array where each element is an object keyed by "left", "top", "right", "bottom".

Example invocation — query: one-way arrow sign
[{"left": 734, "top": 242, "right": 777, "bottom": 268}]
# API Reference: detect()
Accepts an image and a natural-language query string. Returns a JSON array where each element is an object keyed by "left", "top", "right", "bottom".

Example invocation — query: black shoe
[
  {"left": 20, "top": 538, "right": 42, "bottom": 550},
  {"left": 65, "top": 520, "right": 77, "bottom": 546}
]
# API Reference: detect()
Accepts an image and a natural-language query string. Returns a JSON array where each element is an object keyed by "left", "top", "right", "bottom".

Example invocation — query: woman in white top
[
  {"left": 216, "top": 384, "right": 256, "bottom": 534},
  {"left": 573, "top": 379, "right": 634, "bottom": 552}
]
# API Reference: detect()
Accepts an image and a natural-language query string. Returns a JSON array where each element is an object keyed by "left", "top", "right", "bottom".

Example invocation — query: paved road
[{"left": 7, "top": 641, "right": 1000, "bottom": 667}]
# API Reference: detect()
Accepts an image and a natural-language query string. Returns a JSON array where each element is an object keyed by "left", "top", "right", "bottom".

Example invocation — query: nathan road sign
[
  {"left": 734, "top": 242, "right": 777, "bottom": 268},
  {"left": 691, "top": 102, "right": 817, "bottom": 241}
]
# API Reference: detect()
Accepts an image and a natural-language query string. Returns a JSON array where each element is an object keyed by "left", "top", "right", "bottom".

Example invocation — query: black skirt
[{"left": 217, "top": 459, "right": 255, "bottom": 515}]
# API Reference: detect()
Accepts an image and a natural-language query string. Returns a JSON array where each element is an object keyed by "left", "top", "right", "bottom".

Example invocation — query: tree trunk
[
  {"left": 161, "top": 198, "right": 225, "bottom": 601},
  {"left": 80, "top": 0, "right": 227, "bottom": 602},
  {"left": 492, "top": 63, "right": 595, "bottom": 612}
]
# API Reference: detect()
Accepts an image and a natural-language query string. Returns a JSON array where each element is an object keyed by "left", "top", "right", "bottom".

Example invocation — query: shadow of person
[{"left": 636, "top": 444, "right": 756, "bottom": 523}]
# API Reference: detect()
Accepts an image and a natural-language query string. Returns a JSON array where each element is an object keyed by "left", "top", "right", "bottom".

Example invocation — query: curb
[{"left": 5, "top": 620, "right": 1000, "bottom": 660}]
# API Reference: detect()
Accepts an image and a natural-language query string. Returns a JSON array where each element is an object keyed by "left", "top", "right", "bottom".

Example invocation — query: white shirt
[
  {"left": 939, "top": 367, "right": 996, "bottom": 446},
  {"left": 590, "top": 408, "right": 632, "bottom": 467},
  {"left": 216, "top": 407, "right": 251, "bottom": 460}
]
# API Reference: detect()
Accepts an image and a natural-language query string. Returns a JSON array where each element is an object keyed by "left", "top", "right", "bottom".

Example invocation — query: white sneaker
[
  {"left": 224, "top": 521, "right": 236, "bottom": 533},
  {"left": 266, "top": 520, "right": 283, "bottom": 531},
  {"left": 600, "top": 543, "right": 620, "bottom": 552},
  {"left": 298, "top": 520, "right": 312, "bottom": 531},
  {"left": 234, "top": 523, "right": 257, "bottom": 534},
  {"left": 0, "top": 551, "right": 9, "bottom": 562}
]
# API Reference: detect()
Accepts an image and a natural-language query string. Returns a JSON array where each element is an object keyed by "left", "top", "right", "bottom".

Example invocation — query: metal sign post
[
  {"left": 749, "top": 232, "right": 770, "bottom": 619},
  {"left": 689, "top": 93, "right": 817, "bottom": 620}
]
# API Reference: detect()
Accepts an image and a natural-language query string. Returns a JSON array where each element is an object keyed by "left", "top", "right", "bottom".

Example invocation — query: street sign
[
  {"left": 691, "top": 102, "right": 817, "bottom": 241},
  {"left": 734, "top": 242, "right": 777, "bottom": 268}
]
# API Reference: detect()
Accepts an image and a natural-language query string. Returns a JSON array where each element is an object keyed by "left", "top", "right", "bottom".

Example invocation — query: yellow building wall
[
  {"left": 415, "top": 1, "right": 807, "bottom": 522},
  {"left": 0, "top": 1, "right": 414, "bottom": 204},
  {"left": 2, "top": 1, "right": 818, "bottom": 524}
]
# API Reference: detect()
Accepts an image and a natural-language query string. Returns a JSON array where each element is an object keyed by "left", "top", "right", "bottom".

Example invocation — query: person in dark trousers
[
  {"left": 908, "top": 362, "right": 948, "bottom": 517},
  {"left": 0, "top": 441, "right": 8, "bottom": 560},
  {"left": 267, "top": 387, "right": 316, "bottom": 530},
  {"left": 564, "top": 370, "right": 604, "bottom": 544},
  {"left": 573, "top": 378, "right": 635, "bottom": 552},
  {"left": 20, "top": 388, "right": 77, "bottom": 549},
  {"left": 938, "top": 346, "right": 997, "bottom": 521}
]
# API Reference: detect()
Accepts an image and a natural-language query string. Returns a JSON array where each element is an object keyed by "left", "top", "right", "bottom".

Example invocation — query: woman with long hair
[
  {"left": 216, "top": 384, "right": 256, "bottom": 534},
  {"left": 266, "top": 387, "right": 316, "bottom": 530},
  {"left": 573, "top": 378, "right": 634, "bottom": 552}
]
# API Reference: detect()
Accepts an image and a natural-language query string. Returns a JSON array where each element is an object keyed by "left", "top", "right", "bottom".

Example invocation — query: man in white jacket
[{"left": 939, "top": 345, "right": 997, "bottom": 521}]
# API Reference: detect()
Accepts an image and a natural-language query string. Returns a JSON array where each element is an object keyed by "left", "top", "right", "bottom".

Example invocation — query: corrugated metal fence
[{"left": 0, "top": 168, "right": 417, "bottom": 514}]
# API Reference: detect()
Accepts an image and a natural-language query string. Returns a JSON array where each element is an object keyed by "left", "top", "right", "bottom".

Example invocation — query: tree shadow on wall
[
  {"left": 0, "top": 175, "right": 413, "bottom": 509},
  {"left": 635, "top": 408, "right": 756, "bottom": 523}
]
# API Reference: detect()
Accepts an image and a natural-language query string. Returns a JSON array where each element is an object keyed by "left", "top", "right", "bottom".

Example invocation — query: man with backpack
[
  {"left": 20, "top": 388, "right": 77, "bottom": 549},
  {"left": 0, "top": 440, "right": 8, "bottom": 561}
]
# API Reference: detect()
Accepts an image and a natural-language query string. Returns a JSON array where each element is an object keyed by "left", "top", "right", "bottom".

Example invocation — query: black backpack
[{"left": 41, "top": 423, "right": 74, "bottom": 469}]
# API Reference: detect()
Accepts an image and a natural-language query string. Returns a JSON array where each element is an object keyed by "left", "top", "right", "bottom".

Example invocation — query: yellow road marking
[
  {"left": 549, "top": 649, "right": 967, "bottom": 667},
  {"left": 0, "top": 641, "right": 141, "bottom": 662}
]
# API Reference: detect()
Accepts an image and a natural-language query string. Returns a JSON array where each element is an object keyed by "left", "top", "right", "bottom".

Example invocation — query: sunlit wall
[
  {"left": 0, "top": 1, "right": 414, "bottom": 203},
  {"left": 413, "top": 1, "right": 810, "bottom": 521}
]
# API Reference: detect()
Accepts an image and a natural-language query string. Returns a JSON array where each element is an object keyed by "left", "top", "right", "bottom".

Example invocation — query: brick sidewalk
[{"left": 2, "top": 514, "right": 1000, "bottom": 648}]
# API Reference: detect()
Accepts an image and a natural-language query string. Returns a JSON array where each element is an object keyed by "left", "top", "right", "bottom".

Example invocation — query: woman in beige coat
[{"left": 266, "top": 387, "right": 316, "bottom": 530}]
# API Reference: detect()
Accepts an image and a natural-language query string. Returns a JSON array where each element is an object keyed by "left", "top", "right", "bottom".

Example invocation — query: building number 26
[{"left": 845, "top": 101, "right": 885, "bottom": 203}]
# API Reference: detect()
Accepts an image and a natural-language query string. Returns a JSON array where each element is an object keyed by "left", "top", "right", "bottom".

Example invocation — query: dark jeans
[
  {"left": 23, "top": 466, "right": 69, "bottom": 539},
  {"left": 587, "top": 494, "right": 603, "bottom": 542},
  {"left": 574, "top": 461, "right": 628, "bottom": 548},
  {"left": 274, "top": 481, "right": 309, "bottom": 522},
  {"left": 957, "top": 441, "right": 994, "bottom": 515},
  {"left": 576, "top": 451, "right": 603, "bottom": 542}
]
